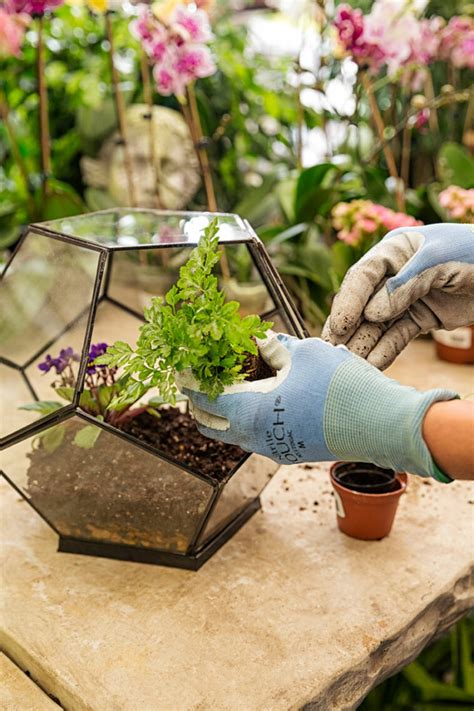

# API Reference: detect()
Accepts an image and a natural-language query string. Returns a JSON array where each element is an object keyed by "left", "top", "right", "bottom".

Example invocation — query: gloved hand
[
  {"left": 179, "top": 332, "right": 457, "bottom": 482},
  {"left": 322, "top": 223, "right": 474, "bottom": 370}
]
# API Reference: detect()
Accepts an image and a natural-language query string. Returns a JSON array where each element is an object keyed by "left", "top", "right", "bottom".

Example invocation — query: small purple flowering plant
[{"left": 21, "top": 341, "right": 166, "bottom": 451}]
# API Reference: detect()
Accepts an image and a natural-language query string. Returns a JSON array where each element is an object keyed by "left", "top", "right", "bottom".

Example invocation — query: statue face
[{"left": 96, "top": 105, "right": 201, "bottom": 209}]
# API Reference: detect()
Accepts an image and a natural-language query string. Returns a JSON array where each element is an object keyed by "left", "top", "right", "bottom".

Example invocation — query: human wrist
[{"left": 323, "top": 356, "right": 458, "bottom": 479}]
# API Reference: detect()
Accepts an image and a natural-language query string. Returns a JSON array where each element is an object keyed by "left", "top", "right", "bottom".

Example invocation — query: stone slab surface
[
  {"left": 1, "top": 339, "right": 473, "bottom": 711},
  {"left": 0, "top": 653, "right": 60, "bottom": 710}
]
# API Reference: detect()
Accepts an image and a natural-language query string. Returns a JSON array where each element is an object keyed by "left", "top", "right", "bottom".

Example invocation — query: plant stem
[
  {"left": 140, "top": 51, "right": 161, "bottom": 209},
  {"left": 400, "top": 123, "right": 412, "bottom": 190},
  {"left": 139, "top": 51, "right": 170, "bottom": 269},
  {"left": 187, "top": 83, "right": 217, "bottom": 211},
  {"left": 463, "top": 85, "right": 474, "bottom": 149},
  {"left": 361, "top": 73, "right": 405, "bottom": 211},
  {"left": 37, "top": 15, "right": 51, "bottom": 200},
  {"left": 185, "top": 84, "right": 230, "bottom": 280},
  {"left": 105, "top": 11, "right": 137, "bottom": 207},
  {"left": 424, "top": 71, "right": 439, "bottom": 133},
  {"left": 0, "top": 94, "right": 36, "bottom": 217}
]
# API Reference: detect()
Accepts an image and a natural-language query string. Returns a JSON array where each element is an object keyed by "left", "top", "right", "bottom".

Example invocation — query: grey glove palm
[{"left": 323, "top": 223, "right": 474, "bottom": 369}]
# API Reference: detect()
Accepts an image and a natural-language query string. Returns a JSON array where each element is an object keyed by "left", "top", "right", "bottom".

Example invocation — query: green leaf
[
  {"left": 437, "top": 142, "right": 474, "bottom": 189},
  {"left": 402, "top": 661, "right": 474, "bottom": 703},
  {"left": 55, "top": 386, "right": 75, "bottom": 403},
  {"left": 42, "top": 179, "right": 85, "bottom": 220},
  {"left": 41, "top": 425, "right": 66, "bottom": 453},
  {"left": 19, "top": 401, "right": 63, "bottom": 416},
  {"left": 73, "top": 424, "right": 102, "bottom": 449},
  {"left": 294, "top": 164, "right": 336, "bottom": 222}
]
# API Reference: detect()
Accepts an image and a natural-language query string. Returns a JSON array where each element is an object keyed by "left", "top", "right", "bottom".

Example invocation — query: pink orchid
[
  {"left": 132, "top": 2, "right": 216, "bottom": 98},
  {"left": 440, "top": 16, "right": 474, "bottom": 69},
  {"left": 5, "top": 0, "right": 64, "bottom": 16},
  {"left": 333, "top": 4, "right": 385, "bottom": 72},
  {"left": 0, "top": 8, "right": 28, "bottom": 57},
  {"left": 172, "top": 5, "right": 212, "bottom": 43},
  {"left": 332, "top": 200, "right": 422, "bottom": 247},
  {"left": 439, "top": 186, "right": 474, "bottom": 223}
]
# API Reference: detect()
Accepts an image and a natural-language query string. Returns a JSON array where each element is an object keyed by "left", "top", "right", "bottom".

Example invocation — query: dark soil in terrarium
[
  {"left": 120, "top": 408, "right": 244, "bottom": 480},
  {"left": 26, "top": 416, "right": 245, "bottom": 553}
]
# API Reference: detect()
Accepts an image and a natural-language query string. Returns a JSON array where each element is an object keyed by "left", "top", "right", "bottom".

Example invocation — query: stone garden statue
[{"left": 81, "top": 104, "right": 201, "bottom": 209}]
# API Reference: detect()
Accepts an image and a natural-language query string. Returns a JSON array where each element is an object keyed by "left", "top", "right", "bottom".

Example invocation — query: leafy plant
[
  {"left": 359, "top": 615, "right": 474, "bottom": 710},
  {"left": 20, "top": 343, "right": 164, "bottom": 451},
  {"left": 98, "top": 219, "right": 272, "bottom": 405}
]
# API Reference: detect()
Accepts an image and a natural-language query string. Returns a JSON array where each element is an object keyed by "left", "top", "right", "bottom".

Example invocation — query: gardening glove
[
  {"left": 179, "top": 332, "right": 457, "bottom": 483},
  {"left": 322, "top": 223, "right": 474, "bottom": 370}
]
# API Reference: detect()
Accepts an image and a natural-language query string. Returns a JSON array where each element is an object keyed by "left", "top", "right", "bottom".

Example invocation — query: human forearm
[{"left": 422, "top": 400, "right": 474, "bottom": 481}]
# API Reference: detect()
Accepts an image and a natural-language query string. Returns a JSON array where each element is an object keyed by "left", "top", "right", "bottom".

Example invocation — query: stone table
[{"left": 1, "top": 339, "right": 473, "bottom": 711}]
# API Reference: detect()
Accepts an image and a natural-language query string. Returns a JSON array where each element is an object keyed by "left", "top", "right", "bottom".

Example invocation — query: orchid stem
[
  {"left": 362, "top": 73, "right": 405, "bottom": 212},
  {"left": 140, "top": 51, "right": 161, "bottom": 209},
  {"left": 185, "top": 83, "right": 230, "bottom": 280},
  {"left": 105, "top": 11, "right": 137, "bottom": 208},
  {"left": 400, "top": 123, "right": 412, "bottom": 190},
  {"left": 37, "top": 15, "right": 51, "bottom": 200}
]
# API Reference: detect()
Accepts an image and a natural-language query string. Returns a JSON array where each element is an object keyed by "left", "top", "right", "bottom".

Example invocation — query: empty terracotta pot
[
  {"left": 433, "top": 325, "right": 474, "bottom": 364},
  {"left": 330, "top": 462, "right": 407, "bottom": 540}
]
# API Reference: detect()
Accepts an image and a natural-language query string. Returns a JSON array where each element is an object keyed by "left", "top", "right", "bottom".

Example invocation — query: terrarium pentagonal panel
[
  {"left": 0, "top": 364, "right": 38, "bottom": 440},
  {"left": 41, "top": 210, "right": 251, "bottom": 248},
  {"left": 0, "top": 231, "right": 103, "bottom": 444},
  {"left": 107, "top": 243, "right": 276, "bottom": 317},
  {"left": 2, "top": 414, "right": 215, "bottom": 553},
  {"left": 196, "top": 455, "right": 280, "bottom": 548},
  {"left": 25, "top": 301, "right": 143, "bottom": 404}
]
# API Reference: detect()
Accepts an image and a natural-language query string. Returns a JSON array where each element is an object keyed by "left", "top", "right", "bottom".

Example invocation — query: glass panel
[
  {"left": 0, "top": 364, "right": 39, "bottom": 441},
  {"left": 196, "top": 454, "right": 280, "bottom": 547},
  {"left": 0, "top": 231, "right": 101, "bottom": 366},
  {"left": 108, "top": 243, "right": 276, "bottom": 317},
  {"left": 2, "top": 416, "right": 214, "bottom": 553},
  {"left": 0, "top": 232, "right": 101, "bottom": 441},
  {"left": 41, "top": 210, "right": 251, "bottom": 248},
  {"left": 25, "top": 300, "right": 143, "bottom": 405}
]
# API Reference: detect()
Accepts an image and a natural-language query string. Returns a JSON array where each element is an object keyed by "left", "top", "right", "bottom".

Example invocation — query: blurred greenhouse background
[{"left": 1, "top": 0, "right": 472, "bottom": 330}]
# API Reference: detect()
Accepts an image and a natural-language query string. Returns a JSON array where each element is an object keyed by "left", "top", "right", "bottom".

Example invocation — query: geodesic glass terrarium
[{"left": 1, "top": 210, "right": 306, "bottom": 569}]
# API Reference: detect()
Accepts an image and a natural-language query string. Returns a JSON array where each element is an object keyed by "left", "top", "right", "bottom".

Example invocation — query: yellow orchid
[
  {"left": 152, "top": 0, "right": 181, "bottom": 24},
  {"left": 66, "top": 0, "right": 108, "bottom": 13}
]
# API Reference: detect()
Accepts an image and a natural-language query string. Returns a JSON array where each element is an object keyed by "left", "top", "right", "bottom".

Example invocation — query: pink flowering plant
[
  {"left": 0, "top": 8, "right": 29, "bottom": 57},
  {"left": 439, "top": 186, "right": 474, "bottom": 224},
  {"left": 332, "top": 200, "right": 422, "bottom": 251},
  {"left": 4, "top": 0, "right": 64, "bottom": 17},
  {"left": 131, "top": 2, "right": 216, "bottom": 97}
]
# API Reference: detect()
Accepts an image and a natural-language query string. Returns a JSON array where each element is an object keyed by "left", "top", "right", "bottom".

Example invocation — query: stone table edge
[{"left": 297, "top": 564, "right": 474, "bottom": 711}]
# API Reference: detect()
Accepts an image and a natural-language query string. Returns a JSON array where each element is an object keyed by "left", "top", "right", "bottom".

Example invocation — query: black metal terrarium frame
[{"left": 1, "top": 209, "right": 307, "bottom": 570}]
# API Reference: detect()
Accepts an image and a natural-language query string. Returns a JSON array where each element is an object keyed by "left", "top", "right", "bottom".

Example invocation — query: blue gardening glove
[
  {"left": 178, "top": 333, "right": 457, "bottom": 482},
  {"left": 322, "top": 223, "right": 474, "bottom": 369}
]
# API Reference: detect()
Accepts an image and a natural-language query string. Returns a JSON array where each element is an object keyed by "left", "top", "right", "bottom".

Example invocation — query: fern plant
[{"left": 97, "top": 219, "right": 272, "bottom": 407}]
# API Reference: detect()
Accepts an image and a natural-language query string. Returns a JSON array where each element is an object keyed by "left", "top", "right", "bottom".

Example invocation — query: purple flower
[
  {"left": 38, "top": 354, "right": 58, "bottom": 373},
  {"left": 38, "top": 346, "right": 80, "bottom": 375},
  {"left": 87, "top": 342, "right": 109, "bottom": 374}
]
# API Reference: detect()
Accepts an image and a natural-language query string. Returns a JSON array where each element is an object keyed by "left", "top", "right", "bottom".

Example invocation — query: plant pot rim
[{"left": 330, "top": 462, "right": 407, "bottom": 502}]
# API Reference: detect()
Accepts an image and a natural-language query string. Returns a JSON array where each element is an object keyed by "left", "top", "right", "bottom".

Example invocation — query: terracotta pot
[
  {"left": 433, "top": 325, "right": 474, "bottom": 365},
  {"left": 330, "top": 462, "right": 407, "bottom": 541}
]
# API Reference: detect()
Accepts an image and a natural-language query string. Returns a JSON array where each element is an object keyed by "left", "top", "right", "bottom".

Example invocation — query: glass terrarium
[{"left": 1, "top": 210, "right": 307, "bottom": 570}]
